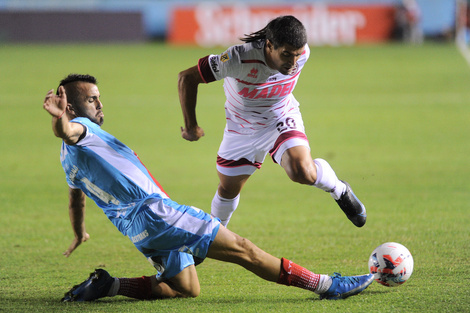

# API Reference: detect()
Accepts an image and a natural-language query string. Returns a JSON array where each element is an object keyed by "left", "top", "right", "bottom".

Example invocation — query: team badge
[{"left": 220, "top": 53, "right": 230, "bottom": 63}]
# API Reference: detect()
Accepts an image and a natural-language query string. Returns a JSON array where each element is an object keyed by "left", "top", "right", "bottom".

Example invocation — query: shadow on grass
[
  {"left": 1, "top": 294, "right": 314, "bottom": 308},
  {"left": 1, "top": 290, "right": 385, "bottom": 312}
]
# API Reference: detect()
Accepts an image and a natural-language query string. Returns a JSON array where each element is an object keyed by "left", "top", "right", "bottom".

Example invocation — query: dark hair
[
  {"left": 56, "top": 74, "right": 97, "bottom": 107},
  {"left": 240, "top": 15, "right": 307, "bottom": 49}
]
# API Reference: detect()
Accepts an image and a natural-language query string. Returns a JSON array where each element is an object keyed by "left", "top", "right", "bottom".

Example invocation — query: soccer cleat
[
  {"left": 61, "top": 269, "right": 115, "bottom": 302},
  {"left": 320, "top": 273, "right": 374, "bottom": 300},
  {"left": 335, "top": 181, "right": 367, "bottom": 227}
]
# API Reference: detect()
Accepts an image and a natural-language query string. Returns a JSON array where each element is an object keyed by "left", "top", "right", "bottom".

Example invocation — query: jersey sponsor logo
[
  {"left": 238, "top": 80, "right": 295, "bottom": 99},
  {"left": 247, "top": 67, "right": 258, "bottom": 78},
  {"left": 220, "top": 52, "right": 230, "bottom": 62},
  {"left": 209, "top": 56, "right": 219, "bottom": 73}
]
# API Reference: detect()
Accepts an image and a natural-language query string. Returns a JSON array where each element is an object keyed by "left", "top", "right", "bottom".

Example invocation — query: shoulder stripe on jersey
[{"left": 133, "top": 152, "right": 169, "bottom": 198}]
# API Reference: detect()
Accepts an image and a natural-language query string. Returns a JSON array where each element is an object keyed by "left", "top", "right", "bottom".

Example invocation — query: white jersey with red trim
[{"left": 198, "top": 40, "right": 310, "bottom": 134}]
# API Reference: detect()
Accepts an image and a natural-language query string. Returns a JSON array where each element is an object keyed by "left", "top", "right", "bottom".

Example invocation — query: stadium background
[{"left": 0, "top": 0, "right": 460, "bottom": 44}]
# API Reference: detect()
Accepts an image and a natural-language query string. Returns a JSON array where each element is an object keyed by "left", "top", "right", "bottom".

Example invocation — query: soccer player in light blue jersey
[{"left": 44, "top": 74, "right": 373, "bottom": 301}]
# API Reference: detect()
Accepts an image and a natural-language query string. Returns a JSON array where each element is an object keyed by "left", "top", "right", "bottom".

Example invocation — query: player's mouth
[
  {"left": 285, "top": 63, "right": 298, "bottom": 75},
  {"left": 280, "top": 66, "right": 292, "bottom": 74}
]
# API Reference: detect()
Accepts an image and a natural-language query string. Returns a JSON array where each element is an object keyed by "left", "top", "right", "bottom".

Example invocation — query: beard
[{"left": 73, "top": 106, "right": 104, "bottom": 126}]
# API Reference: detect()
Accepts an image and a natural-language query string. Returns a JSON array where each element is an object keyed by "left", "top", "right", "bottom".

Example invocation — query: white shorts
[{"left": 216, "top": 107, "right": 310, "bottom": 176}]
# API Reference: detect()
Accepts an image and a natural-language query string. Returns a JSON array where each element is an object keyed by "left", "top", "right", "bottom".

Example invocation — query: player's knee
[
  {"left": 286, "top": 161, "right": 316, "bottom": 185},
  {"left": 218, "top": 184, "right": 240, "bottom": 199},
  {"left": 171, "top": 281, "right": 200, "bottom": 298},
  {"left": 236, "top": 236, "right": 263, "bottom": 266},
  {"left": 182, "top": 286, "right": 200, "bottom": 298}
]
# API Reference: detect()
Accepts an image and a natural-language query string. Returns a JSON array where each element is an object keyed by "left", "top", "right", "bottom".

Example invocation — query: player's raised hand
[
  {"left": 63, "top": 232, "right": 90, "bottom": 257},
  {"left": 181, "top": 126, "right": 205, "bottom": 141},
  {"left": 43, "top": 86, "right": 67, "bottom": 118}
]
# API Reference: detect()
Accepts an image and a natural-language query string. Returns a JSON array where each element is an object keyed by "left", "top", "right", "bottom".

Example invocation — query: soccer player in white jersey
[
  {"left": 178, "top": 15, "right": 366, "bottom": 228},
  {"left": 43, "top": 74, "right": 373, "bottom": 301}
]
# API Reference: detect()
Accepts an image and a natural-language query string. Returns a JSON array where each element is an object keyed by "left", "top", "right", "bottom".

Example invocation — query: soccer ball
[{"left": 368, "top": 242, "right": 414, "bottom": 287}]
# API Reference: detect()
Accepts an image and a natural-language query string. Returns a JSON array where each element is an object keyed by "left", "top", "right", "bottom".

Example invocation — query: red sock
[
  {"left": 277, "top": 258, "right": 320, "bottom": 292},
  {"left": 117, "top": 276, "right": 153, "bottom": 300}
]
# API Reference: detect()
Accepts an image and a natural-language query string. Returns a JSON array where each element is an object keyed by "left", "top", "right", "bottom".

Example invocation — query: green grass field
[{"left": 1, "top": 42, "right": 469, "bottom": 312}]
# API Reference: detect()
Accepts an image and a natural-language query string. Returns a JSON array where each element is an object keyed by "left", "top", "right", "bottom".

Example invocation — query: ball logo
[{"left": 382, "top": 254, "right": 405, "bottom": 273}]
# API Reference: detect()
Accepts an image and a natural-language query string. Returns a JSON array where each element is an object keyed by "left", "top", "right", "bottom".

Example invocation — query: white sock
[
  {"left": 313, "top": 158, "right": 346, "bottom": 200},
  {"left": 314, "top": 275, "right": 333, "bottom": 294},
  {"left": 107, "top": 278, "right": 119, "bottom": 297},
  {"left": 211, "top": 192, "right": 240, "bottom": 227}
]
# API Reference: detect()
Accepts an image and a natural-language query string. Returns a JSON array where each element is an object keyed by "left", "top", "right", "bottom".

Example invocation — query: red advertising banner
[{"left": 168, "top": 4, "right": 397, "bottom": 47}]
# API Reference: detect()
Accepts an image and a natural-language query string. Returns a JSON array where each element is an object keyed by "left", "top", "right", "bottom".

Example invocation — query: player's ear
[
  {"left": 67, "top": 104, "right": 77, "bottom": 118},
  {"left": 266, "top": 39, "right": 273, "bottom": 52}
]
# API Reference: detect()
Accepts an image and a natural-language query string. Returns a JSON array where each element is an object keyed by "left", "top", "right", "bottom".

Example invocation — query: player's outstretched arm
[
  {"left": 63, "top": 188, "right": 90, "bottom": 257},
  {"left": 178, "top": 66, "right": 205, "bottom": 141},
  {"left": 43, "top": 86, "right": 84, "bottom": 145}
]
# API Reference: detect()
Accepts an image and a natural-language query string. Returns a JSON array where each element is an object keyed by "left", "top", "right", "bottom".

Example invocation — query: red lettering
[
  {"left": 238, "top": 82, "right": 296, "bottom": 100},
  {"left": 268, "top": 85, "right": 283, "bottom": 98},
  {"left": 238, "top": 87, "right": 258, "bottom": 99},
  {"left": 254, "top": 88, "right": 269, "bottom": 99},
  {"left": 280, "top": 81, "right": 295, "bottom": 97}
]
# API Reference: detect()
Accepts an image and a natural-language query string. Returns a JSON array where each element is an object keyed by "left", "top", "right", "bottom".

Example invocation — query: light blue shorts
[{"left": 126, "top": 197, "right": 220, "bottom": 280}]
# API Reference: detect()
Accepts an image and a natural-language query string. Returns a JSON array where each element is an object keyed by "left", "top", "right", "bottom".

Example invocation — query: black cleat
[
  {"left": 335, "top": 181, "right": 367, "bottom": 227},
  {"left": 61, "top": 269, "right": 114, "bottom": 302}
]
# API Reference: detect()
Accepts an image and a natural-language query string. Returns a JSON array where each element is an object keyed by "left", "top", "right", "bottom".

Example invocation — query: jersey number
[{"left": 276, "top": 117, "right": 297, "bottom": 133}]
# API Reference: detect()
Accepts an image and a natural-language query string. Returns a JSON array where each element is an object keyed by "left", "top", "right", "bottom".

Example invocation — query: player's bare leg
[
  {"left": 211, "top": 172, "right": 250, "bottom": 226},
  {"left": 149, "top": 264, "right": 200, "bottom": 298},
  {"left": 207, "top": 224, "right": 281, "bottom": 281},
  {"left": 280, "top": 145, "right": 366, "bottom": 227},
  {"left": 206, "top": 225, "right": 373, "bottom": 299},
  {"left": 280, "top": 145, "right": 318, "bottom": 185}
]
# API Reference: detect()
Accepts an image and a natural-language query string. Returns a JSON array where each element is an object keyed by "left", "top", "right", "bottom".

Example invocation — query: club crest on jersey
[
  {"left": 247, "top": 67, "right": 258, "bottom": 79},
  {"left": 220, "top": 52, "right": 230, "bottom": 63}
]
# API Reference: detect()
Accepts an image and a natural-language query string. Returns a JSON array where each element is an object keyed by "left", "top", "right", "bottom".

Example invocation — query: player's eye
[{"left": 88, "top": 96, "right": 98, "bottom": 103}]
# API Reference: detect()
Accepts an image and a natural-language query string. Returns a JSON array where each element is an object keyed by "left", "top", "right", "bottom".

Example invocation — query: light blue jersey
[
  {"left": 61, "top": 117, "right": 169, "bottom": 233},
  {"left": 60, "top": 118, "right": 220, "bottom": 279}
]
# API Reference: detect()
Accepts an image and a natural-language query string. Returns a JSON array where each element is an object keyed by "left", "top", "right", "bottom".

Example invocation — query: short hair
[
  {"left": 56, "top": 74, "right": 97, "bottom": 107},
  {"left": 240, "top": 15, "right": 307, "bottom": 49}
]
